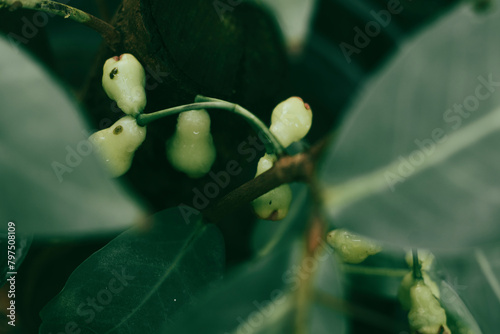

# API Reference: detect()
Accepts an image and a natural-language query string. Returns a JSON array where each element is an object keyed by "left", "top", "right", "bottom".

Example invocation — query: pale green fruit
[
  {"left": 166, "top": 109, "right": 216, "bottom": 178},
  {"left": 102, "top": 54, "right": 146, "bottom": 116},
  {"left": 408, "top": 281, "right": 451, "bottom": 334},
  {"left": 326, "top": 229, "right": 382, "bottom": 264},
  {"left": 252, "top": 153, "right": 292, "bottom": 221},
  {"left": 270, "top": 97, "right": 312, "bottom": 148},
  {"left": 398, "top": 272, "right": 440, "bottom": 310},
  {"left": 89, "top": 116, "right": 147, "bottom": 177}
]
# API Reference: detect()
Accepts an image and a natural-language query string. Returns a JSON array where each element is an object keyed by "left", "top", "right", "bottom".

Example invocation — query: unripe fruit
[
  {"left": 270, "top": 97, "right": 312, "bottom": 148},
  {"left": 89, "top": 116, "right": 147, "bottom": 177},
  {"left": 326, "top": 229, "right": 382, "bottom": 264},
  {"left": 408, "top": 281, "right": 451, "bottom": 334},
  {"left": 398, "top": 272, "right": 440, "bottom": 310},
  {"left": 252, "top": 154, "right": 292, "bottom": 221},
  {"left": 102, "top": 54, "right": 147, "bottom": 116},
  {"left": 166, "top": 109, "right": 216, "bottom": 178}
]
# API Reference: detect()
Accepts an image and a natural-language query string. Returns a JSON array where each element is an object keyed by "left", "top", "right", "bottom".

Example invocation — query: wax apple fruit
[
  {"left": 89, "top": 116, "right": 147, "bottom": 177},
  {"left": 166, "top": 109, "right": 216, "bottom": 178},
  {"left": 252, "top": 153, "right": 292, "bottom": 221},
  {"left": 102, "top": 54, "right": 147, "bottom": 116}
]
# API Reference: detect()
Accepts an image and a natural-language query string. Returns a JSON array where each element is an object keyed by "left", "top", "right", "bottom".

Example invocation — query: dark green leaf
[
  {"left": 163, "top": 242, "right": 296, "bottom": 334},
  {"left": 165, "top": 228, "right": 347, "bottom": 333},
  {"left": 39, "top": 207, "right": 224, "bottom": 334}
]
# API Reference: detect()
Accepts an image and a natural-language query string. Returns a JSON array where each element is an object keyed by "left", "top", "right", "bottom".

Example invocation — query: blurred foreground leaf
[
  {"left": 436, "top": 245, "right": 500, "bottom": 333},
  {"left": 439, "top": 280, "right": 484, "bottom": 334},
  {"left": 320, "top": 4, "right": 500, "bottom": 249},
  {"left": 39, "top": 207, "right": 225, "bottom": 334},
  {"left": 309, "top": 250, "right": 349, "bottom": 334},
  {"left": 0, "top": 34, "right": 145, "bottom": 237}
]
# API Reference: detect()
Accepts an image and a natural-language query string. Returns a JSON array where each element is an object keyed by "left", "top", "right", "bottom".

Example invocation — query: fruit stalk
[
  {"left": 136, "top": 96, "right": 284, "bottom": 155},
  {"left": 412, "top": 248, "right": 423, "bottom": 280}
]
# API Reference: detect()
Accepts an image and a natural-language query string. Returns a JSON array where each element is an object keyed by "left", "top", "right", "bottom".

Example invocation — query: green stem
[
  {"left": 136, "top": 96, "right": 285, "bottom": 155},
  {"left": 341, "top": 264, "right": 409, "bottom": 277},
  {"left": 314, "top": 290, "right": 405, "bottom": 332},
  {"left": 0, "top": 0, "right": 120, "bottom": 49},
  {"left": 412, "top": 248, "right": 423, "bottom": 280}
]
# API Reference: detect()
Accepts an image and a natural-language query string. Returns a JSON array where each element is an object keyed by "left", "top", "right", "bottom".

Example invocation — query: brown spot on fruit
[
  {"left": 110, "top": 67, "right": 118, "bottom": 79},
  {"left": 113, "top": 125, "right": 123, "bottom": 135},
  {"left": 267, "top": 210, "right": 280, "bottom": 221}
]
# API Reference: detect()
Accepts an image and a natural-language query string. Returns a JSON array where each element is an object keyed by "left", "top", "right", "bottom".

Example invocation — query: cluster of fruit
[
  {"left": 90, "top": 54, "right": 217, "bottom": 179},
  {"left": 326, "top": 230, "right": 451, "bottom": 334},
  {"left": 89, "top": 54, "right": 313, "bottom": 223}
]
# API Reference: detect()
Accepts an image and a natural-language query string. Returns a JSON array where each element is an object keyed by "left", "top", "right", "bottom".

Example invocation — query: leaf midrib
[
  {"left": 324, "top": 105, "right": 500, "bottom": 214},
  {"left": 104, "top": 220, "right": 205, "bottom": 334}
]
